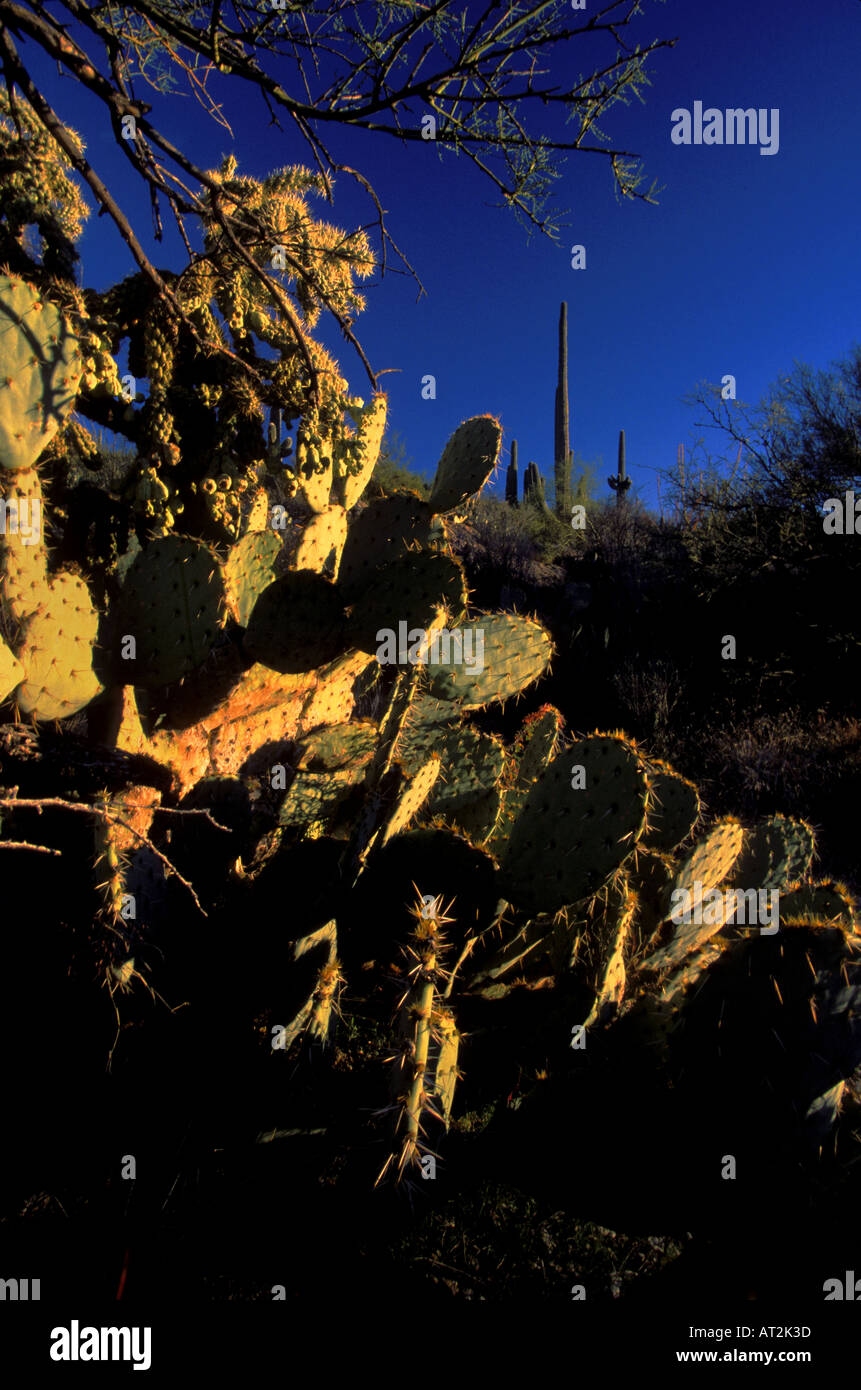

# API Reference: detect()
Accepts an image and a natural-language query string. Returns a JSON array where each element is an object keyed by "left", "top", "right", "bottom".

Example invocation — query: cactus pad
[
  {"left": 643, "top": 819, "right": 745, "bottom": 972},
  {"left": 380, "top": 755, "right": 442, "bottom": 846},
  {"left": 425, "top": 727, "right": 506, "bottom": 814},
  {"left": 221, "top": 529, "right": 282, "bottom": 627},
  {"left": 118, "top": 537, "right": 225, "bottom": 688},
  {"left": 428, "top": 415, "right": 502, "bottom": 514},
  {"left": 640, "top": 759, "right": 700, "bottom": 852},
  {"left": 278, "top": 767, "right": 365, "bottom": 827},
  {"left": 0, "top": 636, "right": 24, "bottom": 702},
  {"left": 337, "top": 494, "right": 433, "bottom": 600},
  {"left": 499, "top": 734, "right": 649, "bottom": 915},
  {"left": 293, "top": 720, "right": 378, "bottom": 772},
  {"left": 424, "top": 612, "right": 553, "bottom": 709},
  {"left": 333, "top": 392, "right": 387, "bottom": 510},
  {"left": 14, "top": 572, "right": 103, "bottom": 719},
  {"left": 778, "top": 880, "right": 857, "bottom": 931},
  {"left": 244, "top": 571, "right": 348, "bottom": 673},
  {"left": 347, "top": 551, "right": 468, "bottom": 657},
  {"left": 293, "top": 503, "right": 348, "bottom": 577},
  {"left": 727, "top": 814, "right": 816, "bottom": 892},
  {"left": 0, "top": 275, "right": 83, "bottom": 472}
]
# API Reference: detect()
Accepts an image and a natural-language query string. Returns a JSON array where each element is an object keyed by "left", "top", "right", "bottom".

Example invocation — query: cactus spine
[{"left": 554, "top": 301, "right": 571, "bottom": 519}]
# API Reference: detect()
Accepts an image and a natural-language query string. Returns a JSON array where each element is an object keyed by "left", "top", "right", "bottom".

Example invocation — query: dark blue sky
[{"left": 26, "top": 0, "right": 861, "bottom": 511}]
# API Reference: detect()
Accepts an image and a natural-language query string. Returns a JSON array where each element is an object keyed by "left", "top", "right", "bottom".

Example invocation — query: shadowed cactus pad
[
  {"left": 0, "top": 275, "right": 83, "bottom": 472},
  {"left": 425, "top": 727, "right": 506, "bottom": 815},
  {"left": 337, "top": 494, "right": 433, "bottom": 600},
  {"left": 778, "top": 880, "right": 857, "bottom": 930},
  {"left": 500, "top": 734, "right": 649, "bottom": 915},
  {"left": 244, "top": 571, "right": 348, "bottom": 673},
  {"left": 118, "top": 536, "right": 225, "bottom": 688},
  {"left": 727, "top": 814, "right": 816, "bottom": 893},
  {"left": 347, "top": 551, "right": 468, "bottom": 656},
  {"left": 293, "top": 720, "right": 378, "bottom": 772},
  {"left": 640, "top": 759, "right": 700, "bottom": 852},
  {"left": 428, "top": 415, "right": 502, "bottom": 514},
  {"left": 278, "top": 767, "right": 365, "bottom": 827}
]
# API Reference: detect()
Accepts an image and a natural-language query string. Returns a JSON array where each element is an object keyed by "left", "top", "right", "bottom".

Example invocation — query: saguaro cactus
[
  {"left": 506, "top": 439, "right": 519, "bottom": 506},
  {"left": 523, "top": 460, "right": 547, "bottom": 510},
  {"left": 608, "top": 428, "right": 631, "bottom": 507},
  {"left": 554, "top": 301, "right": 571, "bottom": 519}
]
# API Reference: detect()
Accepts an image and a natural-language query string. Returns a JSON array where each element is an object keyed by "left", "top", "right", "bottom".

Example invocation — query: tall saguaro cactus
[
  {"left": 554, "top": 301, "right": 571, "bottom": 519},
  {"left": 506, "top": 439, "right": 519, "bottom": 506},
  {"left": 524, "top": 460, "right": 547, "bottom": 510},
  {"left": 608, "top": 428, "right": 632, "bottom": 508}
]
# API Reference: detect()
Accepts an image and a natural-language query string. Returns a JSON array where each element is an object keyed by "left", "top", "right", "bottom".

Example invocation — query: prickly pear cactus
[{"left": 0, "top": 275, "right": 83, "bottom": 472}]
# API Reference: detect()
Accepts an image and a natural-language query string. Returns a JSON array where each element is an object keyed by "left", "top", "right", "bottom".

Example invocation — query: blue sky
[{"left": 24, "top": 0, "right": 861, "bottom": 512}]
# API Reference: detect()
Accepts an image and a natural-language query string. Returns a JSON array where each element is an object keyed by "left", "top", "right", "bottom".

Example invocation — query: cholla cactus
[{"left": 376, "top": 887, "right": 461, "bottom": 1186}]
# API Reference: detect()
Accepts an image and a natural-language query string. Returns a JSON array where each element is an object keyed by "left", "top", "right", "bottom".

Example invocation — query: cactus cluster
[{"left": 1, "top": 127, "right": 856, "bottom": 1220}]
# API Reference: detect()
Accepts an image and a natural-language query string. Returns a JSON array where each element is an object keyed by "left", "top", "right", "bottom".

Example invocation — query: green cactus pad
[
  {"left": 0, "top": 276, "right": 83, "bottom": 472},
  {"left": 333, "top": 392, "right": 387, "bottom": 510},
  {"left": 511, "top": 704, "right": 566, "bottom": 787},
  {"left": 426, "top": 728, "right": 506, "bottom": 814},
  {"left": 777, "top": 880, "right": 857, "bottom": 931},
  {"left": 499, "top": 734, "right": 649, "bottom": 915},
  {"left": 347, "top": 551, "right": 468, "bottom": 657},
  {"left": 118, "top": 536, "right": 225, "bottom": 688},
  {"left": 293, "top": 503, "right": 348, "bottom": 577},
  {"left": 15, "top": 572, "right": 103, "bottom": 719},
  {"left": 293, "top": 720, "right": 378, "bottom": 772},
  {"left": 244, "top": 571, "right": 349, "bottom": 674},
  {"left": 408, "top": 692, "right": 461, "bottom": 727},
  {"left": 337, "top": 494, "right": 433, "bottom": 601},
  {"left": 727, "top": 814, "right": 816, "bottom": 892},
  {"left": 640, "top": 759, "right": 701, "bottom": 853},
  {"left": 380, "top": 755, "right": 442, "bottom": 846},
  {"left": 424, "top": 612, "right": 553, "bottom": 709},
  {"left": 643, "top": 818, "right": 746, "bottom": 973},
  {"left": 428, "top": 415, "right": 502, "bottom": 514},
  {"left": 445, "top": 786, "right": 503, "bottom": 845},
  {"left": 221, "top": 529, "right": 282, "bottom": 627},
  {"left": 0, "top": 636, "right": 24, "bottom": 701},
  {"left": 277, "top": 767, "right": 365, "bottom": 827}
]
